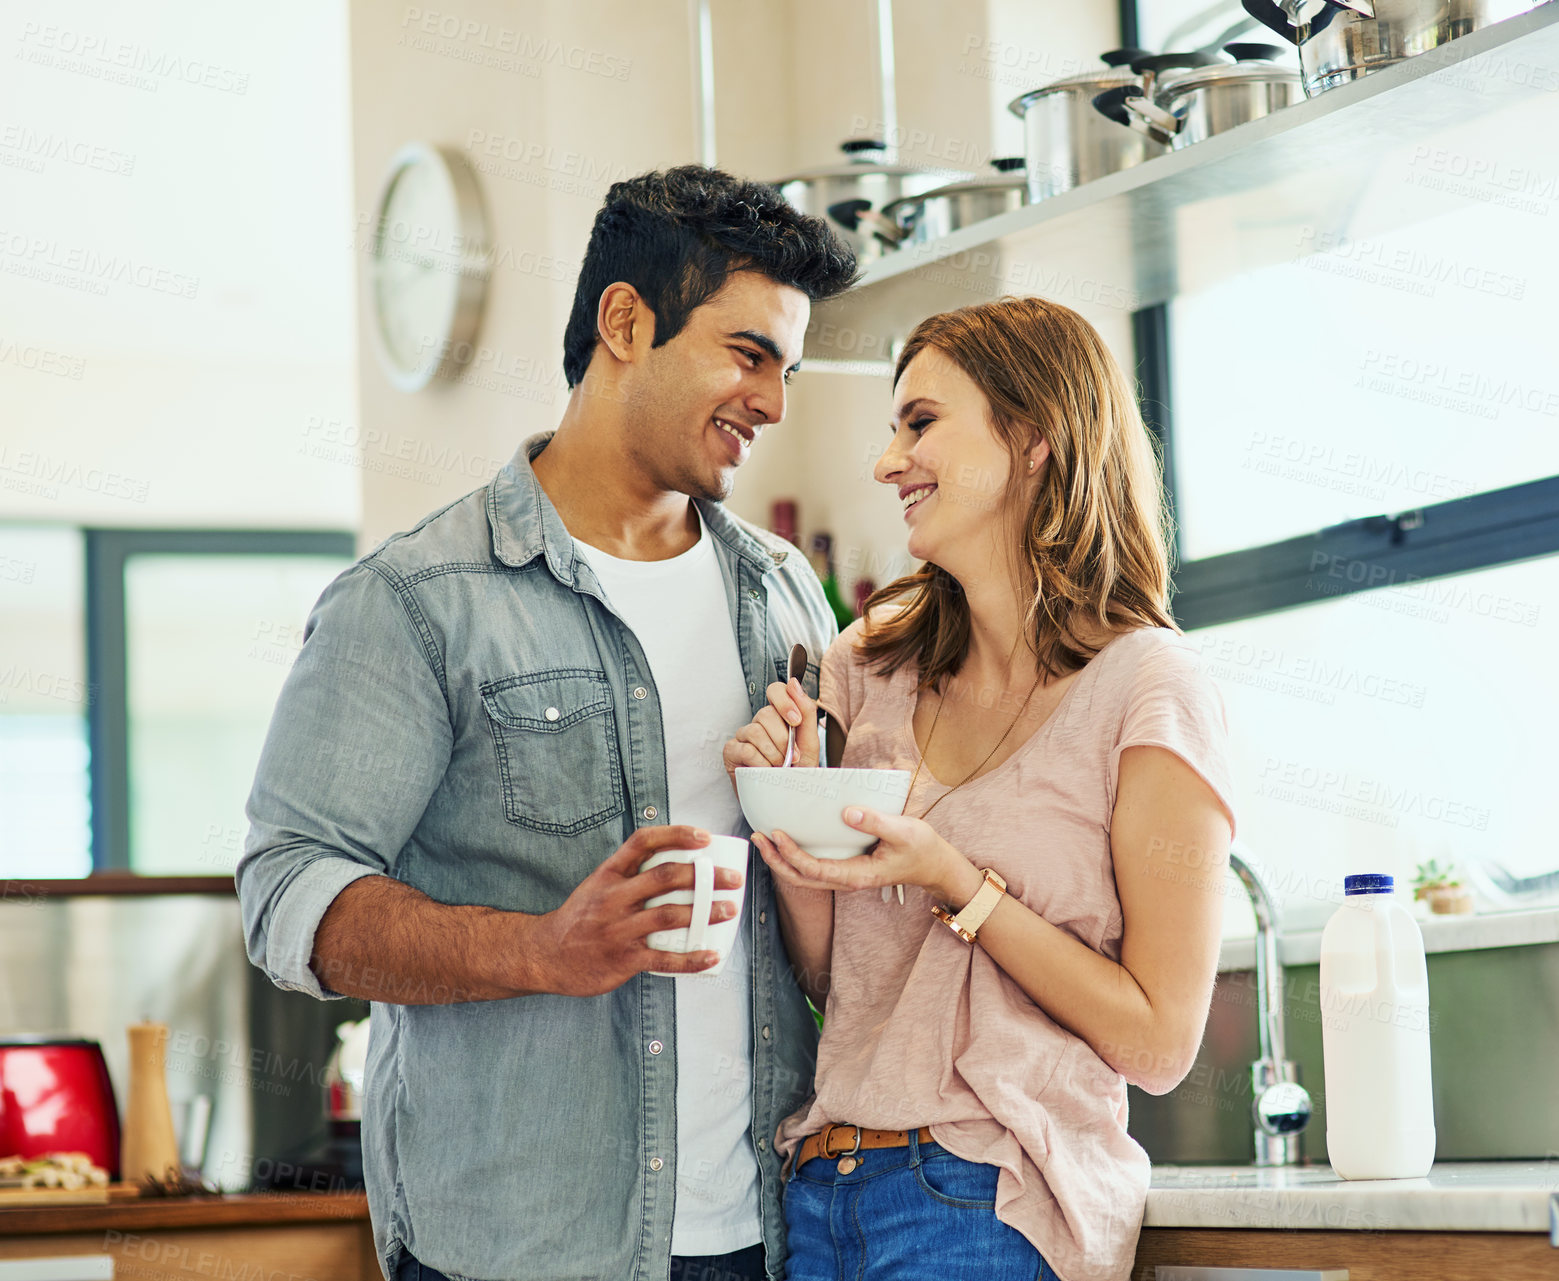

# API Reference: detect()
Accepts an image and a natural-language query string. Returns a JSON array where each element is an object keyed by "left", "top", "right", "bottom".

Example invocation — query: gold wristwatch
[{"left": 930, "top": 869, "right": 1007, "bottom": 944}]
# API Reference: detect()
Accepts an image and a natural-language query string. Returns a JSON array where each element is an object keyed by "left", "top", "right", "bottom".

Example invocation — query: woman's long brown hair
[{"left": 858, "top": 295, "right": 1178, "bottom": 689}]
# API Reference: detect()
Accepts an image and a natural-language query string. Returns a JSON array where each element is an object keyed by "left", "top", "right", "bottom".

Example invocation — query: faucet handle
[
  {"left": 1251, "top": 1059, "right": 1313, "bottom": 1165},
  {"left": 1256, "top": 1078, "right": 1313, "bottom": 1136}
]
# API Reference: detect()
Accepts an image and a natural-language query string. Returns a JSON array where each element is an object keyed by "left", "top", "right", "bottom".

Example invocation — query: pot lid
[
  {"left": 884, "top": 165, "right": 1027, "bottom": 213},
  {"left": 772, "top": 138, "right": 963, "bottom": 185},
  {"left": 1156, "top": 59, "right": 1301, "bottom": 98},
  {"left": 1008, "top": 65, "right": 1142, "bottom": 115}
]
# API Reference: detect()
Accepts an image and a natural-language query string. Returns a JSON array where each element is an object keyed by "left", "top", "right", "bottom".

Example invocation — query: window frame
[
  {"left": 84, "top": 528, "right": 355, "bottom": 875},
  {"left": 1134, "top": 304, "right": 1559, "bottom": 630},
  {"left": 1116, "top": 4, "right": 1559, "bottom": 628}
]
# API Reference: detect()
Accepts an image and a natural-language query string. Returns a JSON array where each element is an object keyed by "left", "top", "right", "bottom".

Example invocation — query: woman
[{"left": 723, "top": 296, "right": 1236, "bottom": 1281}]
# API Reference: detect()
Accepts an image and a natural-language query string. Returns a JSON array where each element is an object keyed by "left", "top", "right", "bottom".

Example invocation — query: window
[
  {"left": 124, "top": 551, "right": 353, "bottom": 875},
  {"left": 0, "top": 527, "right": 91, "bottom": 879},
  {"left": 1188, "top": 553, "right": 1556, "bottom": 930},
  {"left": 83, "top": 531, "right": 355, "bottom": 875},
  {"left": 1124, "top": 0, "right": 1559, "bottom": 917},
  {"left": 0, "top": 527, "right": 353, "bottom": 879},
  {"left": 1169, "top": 104, "right": 1557, "bottom": 562}
]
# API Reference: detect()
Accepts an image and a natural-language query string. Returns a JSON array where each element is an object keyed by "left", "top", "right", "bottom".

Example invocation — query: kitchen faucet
[{"left": 1228, "top": 843, "right": 1312, "bottom": 1165}]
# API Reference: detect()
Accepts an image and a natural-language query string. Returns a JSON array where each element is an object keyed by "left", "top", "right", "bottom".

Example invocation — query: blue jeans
[
  {"left": 783, "top": 1132, "right": 1059, "bottom": 1281},
  {"left": 395, "top": 1244, "right": 768, "bottom": 1281}
]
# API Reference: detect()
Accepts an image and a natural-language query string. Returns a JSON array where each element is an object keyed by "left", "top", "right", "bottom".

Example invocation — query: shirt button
[
  {"left": 748, "top": 588, "right": 760, "bottom": 601},
  {"left": 648, "top": 1040, "right": 663, "bottom": 1055},
  {"left": 757, "top": 1138, "right": 768, "bottom": 1152},
  {"left": 759, "top": 911, "right": 768, "bottom": 925},
  {"left": 633, "top": 686, "right": 647, "bottom": 700},
  {"left": 748, "top": 682, "right": 757, "bottom": 695},
  {"left": 761, "top": 1025, "right": 771, "bottom": 1041},
  {"left": 649, "top": 1157, "right": 664, "bottom": 1172},
  {"left": 544, "top": 707, "right": 560, "bottom": 722},
  {"left": 643, "top": 805, "right": 658, "bottom": 821}
]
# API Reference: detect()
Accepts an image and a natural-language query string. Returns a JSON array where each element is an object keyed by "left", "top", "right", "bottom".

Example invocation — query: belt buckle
[{"left": 820, "top": 1123, "right": 864, "bottom": 1174}]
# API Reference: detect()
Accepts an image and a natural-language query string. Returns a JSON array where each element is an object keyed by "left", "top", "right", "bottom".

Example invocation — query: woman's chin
[{"left": 904, "top": 516, "right": 943, "bottom": 567}]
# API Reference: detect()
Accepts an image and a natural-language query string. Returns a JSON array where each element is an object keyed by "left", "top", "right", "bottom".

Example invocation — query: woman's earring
[{"left": 1028, "top": 459, "right": 1036, "bottom": 472}]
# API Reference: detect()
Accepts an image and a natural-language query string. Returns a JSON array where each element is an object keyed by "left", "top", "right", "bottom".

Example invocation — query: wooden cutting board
[{"left": 0, "top": 1186, "right": 110, "bottom": 1206}]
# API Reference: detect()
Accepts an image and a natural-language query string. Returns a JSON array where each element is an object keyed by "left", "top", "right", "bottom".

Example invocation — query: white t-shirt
[{"left": 573, "top": 513, "right": 762, "bottom": 1257}]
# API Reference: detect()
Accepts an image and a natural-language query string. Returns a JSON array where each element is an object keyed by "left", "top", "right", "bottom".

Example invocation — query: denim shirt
[{"left": 237, "top": 432, "right": 836, "bottom": 1281}]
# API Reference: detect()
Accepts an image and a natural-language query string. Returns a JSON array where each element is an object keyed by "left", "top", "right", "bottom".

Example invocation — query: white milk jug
[{"left": 1319, "top": 873, "right": 1435, "bottom": 1179}]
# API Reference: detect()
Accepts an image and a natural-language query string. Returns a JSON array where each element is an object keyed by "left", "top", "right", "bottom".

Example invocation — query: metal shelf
[{"left": 803, "top": 3, "right": 1559, "bottom": 365}]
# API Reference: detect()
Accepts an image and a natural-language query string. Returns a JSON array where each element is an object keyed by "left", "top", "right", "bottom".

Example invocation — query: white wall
[
  {"left": 349, "top": 0, "right": 707, "bottom": 546},
  {"left": 0, "top": 0, "right": 360, "bottom": 529}
]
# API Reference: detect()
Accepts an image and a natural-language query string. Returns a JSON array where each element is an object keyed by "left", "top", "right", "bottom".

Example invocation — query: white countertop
[
  {"left": 1217, "top": 906, "right": 1559, "bottom": 972},
  {"left": 1146, "top": 1160, "right": 1559, "bottom": 1233}
]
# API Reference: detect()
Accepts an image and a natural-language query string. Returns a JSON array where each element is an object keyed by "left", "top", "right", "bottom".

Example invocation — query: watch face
[{"left": 368, "top": 144, "right": 489, "bottom": 392}]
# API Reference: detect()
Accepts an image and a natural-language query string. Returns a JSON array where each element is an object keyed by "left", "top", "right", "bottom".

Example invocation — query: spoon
[{"left": 782, "top": 643, "right": 807, "bottom": 767}]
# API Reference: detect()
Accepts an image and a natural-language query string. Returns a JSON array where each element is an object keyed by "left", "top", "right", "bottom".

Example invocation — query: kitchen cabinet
[
  {"left": 1133, "top": 1226, "right": 1558, "bottom": 1279},
  {"left": 0, "top": 1193, "right": 377, "bottom": 1281},
  {"left": 800, "top": 3, "right": 1559, "bottom": 364},
  {"left": 1136, "top": 1160, "right": 1559, "bottom": 1279}
]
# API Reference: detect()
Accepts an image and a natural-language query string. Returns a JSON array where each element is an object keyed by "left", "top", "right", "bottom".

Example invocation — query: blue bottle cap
[{"left": 1344, "top": 873, "right": 1394, "bottom": 895}]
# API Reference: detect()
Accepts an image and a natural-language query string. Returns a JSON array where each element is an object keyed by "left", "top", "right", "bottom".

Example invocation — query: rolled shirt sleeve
[{"left": 237, "top": 560, "right": 453, "bottom": 999}]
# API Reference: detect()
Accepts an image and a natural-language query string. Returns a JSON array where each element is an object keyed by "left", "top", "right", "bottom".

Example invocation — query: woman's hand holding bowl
[{"left": 754, "top": 809, "right": 983, "bottom": 909}]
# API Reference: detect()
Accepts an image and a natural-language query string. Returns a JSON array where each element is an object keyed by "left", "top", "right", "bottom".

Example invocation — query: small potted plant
[{"left": 1413, "top": 858, "right": 1474, "bottom": 915}]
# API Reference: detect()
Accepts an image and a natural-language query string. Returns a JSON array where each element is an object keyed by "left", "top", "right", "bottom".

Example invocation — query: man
[{"left": 237, "top": 166, "right": 855, "bottom": 1281}]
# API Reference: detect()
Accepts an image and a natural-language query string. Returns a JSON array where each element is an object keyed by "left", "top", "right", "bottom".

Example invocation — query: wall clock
[{"left": 367, "top": 142, "right": 491, "bottom": 392}]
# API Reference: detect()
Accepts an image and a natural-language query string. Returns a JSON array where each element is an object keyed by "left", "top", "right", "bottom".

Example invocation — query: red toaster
[{"left": 0, "top": 1036, "right": 121, "bottom": 1178}]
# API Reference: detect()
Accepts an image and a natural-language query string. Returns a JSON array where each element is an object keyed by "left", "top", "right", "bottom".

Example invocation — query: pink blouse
[{"left": 775, "top": 622, "right": 1236, "bottom": 1281}]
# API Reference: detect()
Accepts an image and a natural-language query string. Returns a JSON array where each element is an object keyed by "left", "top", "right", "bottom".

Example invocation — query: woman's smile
[{"left": 900, "top": 483, "right": 937, "bottom": 518}]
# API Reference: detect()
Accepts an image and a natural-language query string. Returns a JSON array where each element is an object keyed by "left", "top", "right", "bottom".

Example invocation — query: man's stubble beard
[
  {"left": 671, "top": 456, "right": 734, "bottom": 504},
  {"left": 622, "top": 389, "right": 733, "bottom": 505}
]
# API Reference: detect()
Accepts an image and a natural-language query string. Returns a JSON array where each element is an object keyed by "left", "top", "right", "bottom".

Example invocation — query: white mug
[{"left": 640, "top": 834, "right": 749, "bottom": 977}]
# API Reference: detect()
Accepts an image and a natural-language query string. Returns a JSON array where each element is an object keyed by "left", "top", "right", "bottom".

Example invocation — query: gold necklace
[{"left": 908, "top": 669, "right": 1043, "bottom": 824}]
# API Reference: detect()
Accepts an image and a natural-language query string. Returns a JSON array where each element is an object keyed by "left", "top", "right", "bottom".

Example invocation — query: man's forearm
[{"left": 310, "top": 876, "right": 552, "bottom": 1004}]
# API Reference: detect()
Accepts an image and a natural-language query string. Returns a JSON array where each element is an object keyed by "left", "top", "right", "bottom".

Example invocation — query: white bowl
[{"left": 734, "top": 767, "right": 912, "bottom": 860}]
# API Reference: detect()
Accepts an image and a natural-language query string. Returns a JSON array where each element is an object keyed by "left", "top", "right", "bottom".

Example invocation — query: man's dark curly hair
[{"left": 561, "top": 165, "right": 858, "bottom": 388}]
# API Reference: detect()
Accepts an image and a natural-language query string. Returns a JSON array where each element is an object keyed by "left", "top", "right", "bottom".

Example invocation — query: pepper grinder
[{"left": 121, "top": 1021, "right": 181, "bottom": 1185}]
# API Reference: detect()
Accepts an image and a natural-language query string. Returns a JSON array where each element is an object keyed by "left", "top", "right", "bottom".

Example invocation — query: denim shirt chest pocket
[{"left": 480, "top": 668, "right": 626, "bottom": 834}]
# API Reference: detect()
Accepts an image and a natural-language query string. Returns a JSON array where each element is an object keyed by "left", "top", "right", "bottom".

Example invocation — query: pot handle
[
  {"left": 1241, "top": 0, "right": 1301, "bottom": 43},
  {"left": 1091, "top": 85, "right": 1140, "bottom": 128},
  {"left": 1309, "top": 2, "right": 1353, "bottom": 35},
  {"left": 1100, "top": 46, "right": 1152, "bottom": 67},
  {"left": 1128, "top": 50, "right": 1226, "bottom": 75},
  {"left": 1224, "top": 42, "right": 1290, "bottom": 61},
  {"left": 826, "top": 198, "right": 873, "bottom": 231},
  {"left": 826, "top": 198, "right": 905, "bottom": 247},
  {"left": 1092, "top": 86, "right": 1181, "bottom": 148}
]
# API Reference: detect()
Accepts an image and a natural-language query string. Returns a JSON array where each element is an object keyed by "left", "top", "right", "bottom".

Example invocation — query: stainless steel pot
[
  {"left": 1242, "top": 0, "right": 1548, "bottom": 96},
  {"left": 1093, "top": 44, "right": 1302, "bottom": 149},
  {"left": 773, "top": 140, "right": 967, "bottom": 265},
  {"left": 1007, "top": 50, "right": 1219, "bottom": 202},
  {"left": 833, "top": 158, "right": 1028, "bottom": 250}
]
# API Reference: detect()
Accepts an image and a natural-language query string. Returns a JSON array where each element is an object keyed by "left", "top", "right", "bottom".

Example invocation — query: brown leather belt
[{"left": 796, "top": 1124, "right": 933, "bottom": 1174}]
